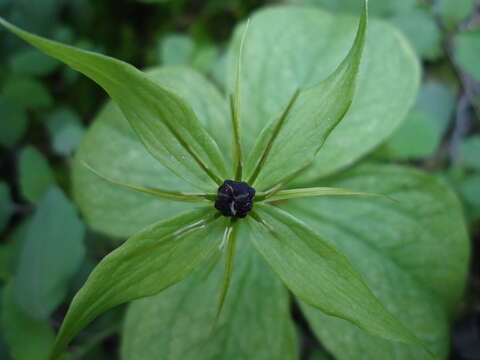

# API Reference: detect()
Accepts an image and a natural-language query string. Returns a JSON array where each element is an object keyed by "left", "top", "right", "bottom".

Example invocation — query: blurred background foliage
[{"left": 0, "top": 0, "right": 479, "bottom": 359}]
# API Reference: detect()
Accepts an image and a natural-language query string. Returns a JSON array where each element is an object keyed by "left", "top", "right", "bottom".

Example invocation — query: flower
[{"left": 0, "top": 2, "right": 453, "bottom": 359}]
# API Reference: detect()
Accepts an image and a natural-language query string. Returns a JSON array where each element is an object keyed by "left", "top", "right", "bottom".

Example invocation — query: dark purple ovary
[{"left": 215, "top": 180, "right": 256, "bottom": 218}]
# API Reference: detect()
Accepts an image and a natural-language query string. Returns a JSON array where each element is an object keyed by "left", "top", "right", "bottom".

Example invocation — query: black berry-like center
[{"left": 215, "top": 180, "right": 256, "bottom": 218}]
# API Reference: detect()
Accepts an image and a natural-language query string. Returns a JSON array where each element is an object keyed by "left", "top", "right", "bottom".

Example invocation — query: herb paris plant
[{"left": 0, "top": 1, "right": 467, "bottom": 359}]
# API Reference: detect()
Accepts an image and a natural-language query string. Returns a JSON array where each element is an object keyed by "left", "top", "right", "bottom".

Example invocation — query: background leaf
[
  {"left": 390, "top": 8, "right": 442, "bottom": 61},
  {"left": 454, "top": 30, "right": 480, "bottom": 82},
  {"left": 0, "top": 182, "right": 13, "bottom": 234},
  {"left": 281, "top": 163, "right": 470, "bottom": 359},
  {"left": 122, "top": 227, "right": 298, "bottom": 360},
  {"left": 8, "top": 47, "right": 59, "bottom": 76},
  {"left": 288, "top": 0, "right": 417, "bottom": 18},
  {"left": 160, "top": 33, "right": 195, "bottom": 66},
  {"left": 18, "top": 145, "right": 55, "bottom": 204},
  {"left": 13, "top": 186, "right": 86, "bottom": 319},
  {"left": 435, "top": 0, "right": 474, "bottom": 30},
  {"left": 376, "top": 79, "right": 456, "bottom": 160},
  {"left": 73, "top": 67, "right": 230, "bottom": 238},
  {"left": 0, "top": 97, "right": 28, "bottom": 148},
  {"left": 46, "top": 107, "right": 85, "bottom": 156},
  {"left": 2, "top": 76, "right": 52, "bottom": 109},
  {"left": 378, "top": 111, "right": 441, "bottom": 160},
  {"left": 1, "top": 283, "right": 55, "bottom": 360},
  {"left": 459, "top": 136, "right": 480, "bottom": 170}
]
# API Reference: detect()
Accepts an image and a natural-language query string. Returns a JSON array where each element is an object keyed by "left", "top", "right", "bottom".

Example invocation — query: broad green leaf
[
  {"left": 19, "top": 145, "right": 55, "bottom": 204},
  {"left": 288, "top": 0, "right": 417, "bottom": 18},
  {"left": 436, "top": 0, "right": 474, "bottom": 29},
  {"left": 0, "top": 18, "right": 229, "bottom": 191},
  {"left": 14, "top": 186, "right": 86, "bottom": 319},
  {"left": 377, "top": 79, "right": 456, "bottom": 160},
  {"left": 3, "top": 0, "right": 62, "bottom": 34},
  {"left": 459, "top": 136, "right": 480, "bottom": 170},
  {"left": 460, "top": 174, "right": 480, "bottom": 206},
  {"left": 0, "top": 97, "right": 28, "bottom": 148},
  {"left": 51, "top": 207, "right": 226, "bottom": 359},
  {"left": 454, "top": 30, "right": 480, "bottom": 82},
  {"left": 73, "top": 67, "right": 230, "bottom": 238},
  {"left": 308, "top": 350, "right": 330, "bottom": 360},
  {"left": 0, "top": 182, "right": 13, "bottom": 233},
  {"left": 0, "top": 288, "right": 9, "bottom": 359},
  {"left": 2, "top": 283, "right": 55, "bottom": 360},
  {"left": 159, "top": 33, "right": 195, "bottom": 66},
  {"left": 9, "top": 48, "right": 59, "bottom": 76},
  {"left": 228, "top": 5, "right": 420, "bottom": 182},
  {"left": 282, "top": 164, "right": 469, "bottom": 359},
  {"left": 244, "top": 3, "right": 367, "bottom": 189},
  {"left": 459, "top": 174, "right": 480, "bottom": 221},
  {"left": 138, "top": 0, "right": 174, "bottom": 4},
  {"left": 390, "top": 9, "right": 442, "bottom": 60},
  {"left": 415, "top": 80, "right": 456, "bottom": 133},
  {"left": 122, "top": 226, "right": 298, "bottom": 360},
  {"left": 0, "top": 220, "right": 29, "bottom": 281},
  {"left": 379, "top": 111, "right": 441, "bottom": 160},
  {"left": 46, "top": 107, "right": 85, "bottom": 156},
  {"left": 0, "top": 247, "right": 10, "bottom": 281},
  {"left": 247, "top": 204, "right": 429, "bottom": 353},
  {"left": 3, "top": 76, "right": 52, "bottom": 109},
  {"left": 192, "top": 45, "right": 219, "bottom": 74}
]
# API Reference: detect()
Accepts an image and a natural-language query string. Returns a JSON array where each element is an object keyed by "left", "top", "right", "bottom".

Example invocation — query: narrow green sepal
[{"left": 82, "top": 161, "right": 216, "bottom": 203}]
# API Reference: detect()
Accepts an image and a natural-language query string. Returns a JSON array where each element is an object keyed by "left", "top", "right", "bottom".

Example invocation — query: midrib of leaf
[{"left": 247, "top": 89, "right": 300, "bottom": 185}]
